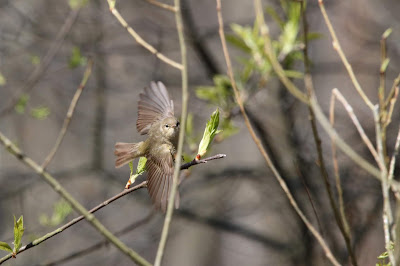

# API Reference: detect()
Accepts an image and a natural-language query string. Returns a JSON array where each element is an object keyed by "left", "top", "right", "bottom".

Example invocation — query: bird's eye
[
  {"left": 164, "top": 124, "right": 169, "bottom": 128},
  {"left": 176, "top": 122, "right": 180, "bottom": 127}
]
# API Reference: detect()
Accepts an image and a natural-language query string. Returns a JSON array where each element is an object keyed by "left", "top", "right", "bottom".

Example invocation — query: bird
[{"left": 114, "top": 81, "right": 180, "bottom": 212}]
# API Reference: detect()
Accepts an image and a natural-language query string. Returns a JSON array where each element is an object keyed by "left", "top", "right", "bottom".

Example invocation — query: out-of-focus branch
[
  {"left": 42, "top": 59, "right": 93, "bottom": 169},
  {"left": 215, "top": 0, "right": 340, "bottom": 265},
  {"left": 0, "top": 132, "right": 151, "bottom": 266},
  {"left": 300, "top": 2, "right": 357, "bottom": 265},
  {"left": 106, "top": 0, "right": 182, "bottom": 70},
  {"left": 0, "top": 8, "right": 81, "bottom": 117},
  {"left": 154, "top": 0, "right": 188, "bottom": 264},
  {"left": 145, "top": 0, "right": 176, "bottom": 12}
]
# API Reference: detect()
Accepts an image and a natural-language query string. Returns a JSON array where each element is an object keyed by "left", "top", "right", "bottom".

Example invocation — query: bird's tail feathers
[{"left": 114, "top": 142, "right": 144, "bottom": 168}]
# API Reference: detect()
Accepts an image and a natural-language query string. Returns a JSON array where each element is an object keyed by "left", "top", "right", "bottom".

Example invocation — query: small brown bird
[{"left": 114, "top": 81, "right": 180, "bottom": 212}]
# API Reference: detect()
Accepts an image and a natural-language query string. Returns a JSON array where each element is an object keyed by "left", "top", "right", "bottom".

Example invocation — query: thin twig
[
  {"left": 388, "top": 127, "right": 400, "bottom": 184},
  {"left": 180, "top": 154, "right": 226, "bottom": 170},
  {"left": 154, "top": 0, "right": 188, "bottom": 264},
  {"left": 0, "top": 132, "right": 151, "bottom": 266},
  {"left": 300, "top": 2, "right": 357, "bottom": 264},
  {"left": 385, "top": 74, "right": 400, "bottom": 108},
  {"left": 42, "top": 59, "right": 94, "bottom": 169},
  {"left": 0, "top": 9, "right": 81, "bottom": 117},
  {"left": 145, "top": 0, "right": 176, "bottom": 12},
  {"left": 318, "top": 0, "right": 374, "bottom": 110},
  {"left": 218, "top": 0, "right": 340, "bottom": 265},
  {"left": 106, "top": 0, "right": 182, "bottom": 70},
  {"left": 374, "top": 107, "right": 395, "bottom": 265},
  {"left": 331, "top": 89, "right": 384, "bottom": 171}
]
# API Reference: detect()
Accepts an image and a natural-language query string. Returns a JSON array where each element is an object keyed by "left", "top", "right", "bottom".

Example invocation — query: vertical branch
[
  {"left": 215, "top": 0, "right": 340, "bottom": 265},
  {"left": 154, "top": 0, "right": 188, "bottom": 264},
  {"left": 300, "top": 2, "right": 357, "bottom": 265}
]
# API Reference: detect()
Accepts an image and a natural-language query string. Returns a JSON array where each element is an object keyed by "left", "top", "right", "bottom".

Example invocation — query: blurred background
[{"left": 0, "top": 0, "right": 400, "bottom": 265}]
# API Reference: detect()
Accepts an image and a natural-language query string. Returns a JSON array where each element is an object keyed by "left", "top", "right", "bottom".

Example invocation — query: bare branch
[
  {"left": 0, "top": 132, "right": 151, "bottom": 266},
  {"left": 145, "top": 0, "right": 176, "bottom": 12},
  {"left": 106, "top": 0, "right": 183, "bottom": 70},
  {"left": 42, "top": 59, "right": 94, "bottom": 169}
]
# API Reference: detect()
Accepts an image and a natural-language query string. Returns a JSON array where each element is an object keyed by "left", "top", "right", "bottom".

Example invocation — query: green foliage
[
  {"left": 0, "top": 72, "right": 6, "bottom": 86},
  {"left": 69, "top": 47, "right": 87, "bottom": 69},
  {"left": 40, "top": 200, "right": 72, "bottom": 227},
  {"left": 0, "top": 242, "right": 12, "bottom": 253},
  {"left": 127, "top": 157, "right": 148, "bottom": 186},
  {"left": 15, "top": 94, "right": 29, "bottom": 114},
  {"left": 197, "top": 109, "right": 222, "bottom": 158},
  {"left": 376, "top": 242, "right": 394, "bottom": 266},
  {"left": 31, "top": 106, "right": 50, "bottom": 120},
  {"left": 196, "top": 75, "right": 235, "bottom": 110},
  {"left": 68, "top": 0, "right": 89, "bottom": 9},
  {"left": 13, "top": 215, "right": 24, "bottom": 255},
  {"left": 30, "top": 55, "right": 40, "bottom": 65}
]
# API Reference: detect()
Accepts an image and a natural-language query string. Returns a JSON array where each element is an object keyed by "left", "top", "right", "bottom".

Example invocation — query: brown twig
[
  {"left": 0, "top": 9, "right": 81, "bottom": 117},
  {"left": 217, "top": 0, "right": 340, "bottom": 265},
  {"left": 42, "top": 59, "right": 94, "bottom": 169},
  {"left": 145, "top": 0, "right": 176, "bottom": 12},
  {"left": 180, "top": 154, "right": 226, "bottom": 170},
  {"left": 106, "top": 0, "right": 182, "bottom": 70},
  {"left": 301, "top": 2, "right": 357, "bottom": 265},
  {"left": 0, "top": 132, "right": 151, "bottom": 266}
]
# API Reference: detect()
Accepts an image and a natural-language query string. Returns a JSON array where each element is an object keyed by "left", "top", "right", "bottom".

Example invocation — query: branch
[
  {"left": 215, "top": 0, "right": 340, "bottom": 265},
  {"left": 154, "top": 0, "right": 188, "bottom": 264},
  {"left": 145, "top": 0, "right": 176, "bottom": 12},
  {"left": 42, "top": 59, "right": 94, "bottom": 169},
  {"left": 0, "top": 8, "right": 80, "bottom": 117},
  {"left": 300, "top": 2, "right": 357, "bottom": 265},
  {"left": 180, "top": 154, "right": 226, "bottom": 170},
  {"left": 318, "top": 0, "right": 374, "bottom": 110},
  {"left": 106, "top": 0, "right": 182, "bottom": 70},
  {"left": 0, "top": 132, "right": 151, "bottom": 266}
]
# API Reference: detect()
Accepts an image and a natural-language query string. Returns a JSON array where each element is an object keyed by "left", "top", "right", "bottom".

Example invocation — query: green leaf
[
  {"left": 0, "top": 72, "right": 6, "bottom": 86},
  {"left": 31, "top": 106, "right": 50, "bottom": 120},
  {"left": 69, "top": 0, "right": 89, "bottom": 9},
  {"left": 127, "top": 157, "right": 147, "bottom": 186},
  {"left": 15, "top": 94, "right": 29, "bottom": 114},
  {"left": 13, "top": 215, "right": 24, "bottom": 253},
  {"left": 69, "top": 47, "right": 87, "bottom": 69},
  {"left": 226, "top": 35, "right": 251, "bottom": 53},
  {"left": 30, "top": 55, "right": 40, "bottom": 65},
  {"left": 382, "top": 28, "right": 392, "bottom": 39},
  {"left": 197, "top": 109, "right": 221, "bottom": 158},
  {"left": 0, "top": 242, "right": 12, "bottom": 253},
  {"left": 265, "top": 7, "right": 284, "bottom": 29},
  {"left": 40, "top": 200, "right": 72, "bottom": 227}
]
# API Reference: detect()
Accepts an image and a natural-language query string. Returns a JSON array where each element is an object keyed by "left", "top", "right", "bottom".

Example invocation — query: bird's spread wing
[
  {"left": 137, "top": 81, "right": 174, "bottom": 135},
  {"left": 146, "top": 151, "right": 179, "bottom": 212}
]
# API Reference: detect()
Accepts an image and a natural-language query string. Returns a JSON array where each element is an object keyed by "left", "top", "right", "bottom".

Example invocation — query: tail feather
[{"left": 114, "top": 142, "right": 144, "bottom": 168}]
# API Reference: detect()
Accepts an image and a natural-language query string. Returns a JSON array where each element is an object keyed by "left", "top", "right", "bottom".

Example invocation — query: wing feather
[{"left": 136, "top": 81, "right": 174, "bottom": 135}]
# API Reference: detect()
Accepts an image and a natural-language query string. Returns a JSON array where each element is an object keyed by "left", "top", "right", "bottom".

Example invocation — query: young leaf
[
  {"left": 13, "top": 215, "right": 24, "bottom": 253},
  {"left": 69, "top": 47, "right": 87, "bottom": 69},
  {"left": 127, "top": 157, "right": 147, "bottom": 187},
  {"left": 0, "top": 242, "right": 12, "bottom": 253},
  {"left": 31, "top": 106, "right": 50, "bottom": 120},
  {"left": 15, "top": 94, "right": 29, "bottom": 114},
  {"left": 0, "top": 72, "right": 6, "bottom": 86},
  {"left": 197, "top": 109, "right": 222, "bottom": 158}
]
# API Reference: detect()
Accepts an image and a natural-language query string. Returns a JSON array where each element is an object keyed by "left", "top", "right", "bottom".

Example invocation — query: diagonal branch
[
  {"left": 106, "top": 0, "right": 183, "bottom": 70},
  {"left": 0, "top": 8, "right": 81, "bottom": 117},
  {"left": 42, "top": 59, "right": 94, "bottom": 169},
  {"left": 0, "top": 132, "right": 151, "bottom": 266}
]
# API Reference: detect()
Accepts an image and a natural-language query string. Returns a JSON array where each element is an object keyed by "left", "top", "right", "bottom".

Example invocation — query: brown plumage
[{"left": 114, "top": 81, "right": 180, "bottom": 212}]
